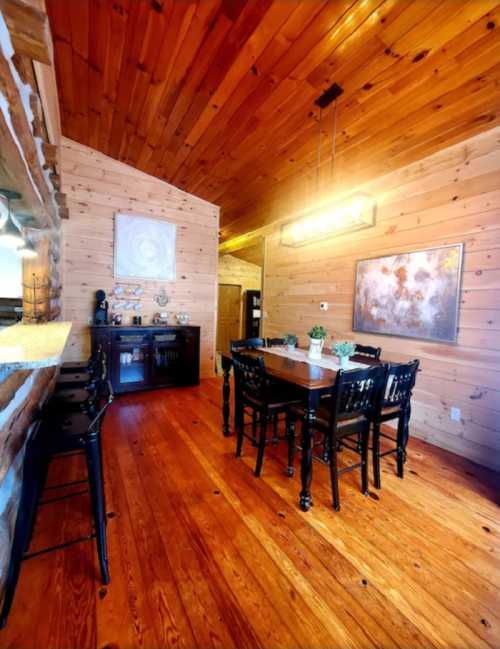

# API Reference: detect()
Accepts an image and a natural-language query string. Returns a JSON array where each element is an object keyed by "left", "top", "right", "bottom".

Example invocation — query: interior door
[{"left": 217, "top": 284, "right": 241, "bottom": 353}]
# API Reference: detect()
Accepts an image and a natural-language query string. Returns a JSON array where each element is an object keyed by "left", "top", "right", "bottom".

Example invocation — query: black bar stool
[
  {"left": 371, "top": 360, "right": 420, "bottom": 488},
  {"left": 233, "top": 352, "right": 300, "bottom": 477},
  {"left": 41, "top": 380, "right": 114, "bottom": 584}
]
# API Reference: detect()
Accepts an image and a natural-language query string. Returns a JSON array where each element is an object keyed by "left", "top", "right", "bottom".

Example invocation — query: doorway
[{"left": 216, "top": 283, "right": 241, "bottom": 353}]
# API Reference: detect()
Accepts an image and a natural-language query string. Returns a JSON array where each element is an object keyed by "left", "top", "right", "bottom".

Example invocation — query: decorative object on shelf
[
  {"left": 283, "top": 333, "right": 298, "bottom": 352},
  {"left": 154, "top": 287, "right": 169, "bottom": 307},
  {"left": 22, "top": 272, "right": 50, "bottom": 323},
  {"left": 353, "top": 243, "right": 464, "bottom": 344},
  {"left": 333, "top": 341, "right": 356, "bottom": 369},
  {"left": 176, "top": 312, "right": 190, "bottom": 325},
  {"left": 114, "top": 212, "right": 176, "bottom": 280},
  {"left": 94, "top": 289, "right": 109, "bottom": 325},
  {"left": 132, "top": 316, "right": 142, "bottom": 325},
  {"left": 112, "top": 285, "right": 124, "bottom": 295},
  {"left": 153, "top": 312, "right": 169, "bottom": 324},
  {"left": 307, "top": 325, "right": 327, "bottom": 360},
  {"left": 112, "top": 313, "right": 122, "bottom": 325}
]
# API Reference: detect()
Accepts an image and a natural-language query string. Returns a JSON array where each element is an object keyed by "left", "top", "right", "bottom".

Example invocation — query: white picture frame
[{"left": 114, "top": 212, "right": 176, "bottom": 281}]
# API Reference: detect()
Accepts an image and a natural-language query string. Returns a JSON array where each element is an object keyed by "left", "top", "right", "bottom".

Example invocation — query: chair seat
[
  {"left": 51, "top": 387, "right": 93, "bottom": 403},
  {"left": 292, "top": 403, "right": 367, "bottom": 436},
  {"left": 61, "top": 360, "right": 89, "bottom": 374},
  {"left": 243, "top": 388, "right": 301, "bottom": 412},
  {"left": 56, "top": 372, "right": 92, "bottom": 388}
]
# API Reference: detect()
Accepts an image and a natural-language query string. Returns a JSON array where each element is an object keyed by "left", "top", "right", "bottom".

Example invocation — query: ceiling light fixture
[
  {"left": 0, "top": 189, "right": 25, "bottom": 249},
  {"left": 17, "top": 237, "right": 38, "bottom": 258},
  {"left": 281, "top": 83, "right": 377, "bottom": 247}
]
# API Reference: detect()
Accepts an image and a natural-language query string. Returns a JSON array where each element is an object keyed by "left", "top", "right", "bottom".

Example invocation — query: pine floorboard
[{"left": 2, "top": 378, "right": 499, "bottom": 649}]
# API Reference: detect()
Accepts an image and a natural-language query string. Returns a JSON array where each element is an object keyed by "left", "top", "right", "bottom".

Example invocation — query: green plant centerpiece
[
  {"left": 307, "top": 325, "right": 328, "bottom": 360},
  {"left": 333, "top": 341, "right": 356, "bottom": 369},
  {"left": 283, "top": 333, "right": 298, "bottom": 351}
]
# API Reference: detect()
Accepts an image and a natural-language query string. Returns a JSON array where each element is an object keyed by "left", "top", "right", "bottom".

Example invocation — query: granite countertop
[{"left": 0, "top": 322, "right": 72, "bottom": 372}]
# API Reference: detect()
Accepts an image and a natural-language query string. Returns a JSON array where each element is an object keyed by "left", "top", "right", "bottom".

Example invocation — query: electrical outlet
[
  {"left": 450, "top": 407, "right": 461, "bottom": 422},
  {"left": 320, "top": 302, "right": 328, "bottom": 311}
]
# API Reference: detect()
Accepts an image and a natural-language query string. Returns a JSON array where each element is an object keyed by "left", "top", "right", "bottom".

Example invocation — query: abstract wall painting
[
  {"left": 353, "top": 244, "right": 463, "bottom": 343},
  {"left": 114, "top": 212, "right": 176, "bottom": 281}
]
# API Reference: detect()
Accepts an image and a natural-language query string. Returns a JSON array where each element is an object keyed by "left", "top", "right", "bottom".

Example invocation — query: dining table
[{"left": 220, "top": 346, "right": 382, "bottom": 511}]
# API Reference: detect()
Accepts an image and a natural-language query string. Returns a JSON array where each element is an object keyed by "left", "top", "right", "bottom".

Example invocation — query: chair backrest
[
  {"left": 354, "top": 343, "right": 382, "bottom": 360},
  {"left": 383, "top": 360, "right": 419, "bottom": 409},
  {"left": 230, "top": 337, "right": 264, "bottom": 352},
  {"left": 329, "top": 365, "right": 387, "bottom": 428},
  {"left": 266, "top": 337, "right": 285, "bottom": 347},
  {"left": 231, "top": 352, "right": 268, "bottom": 403},
  {"left": 88, "top": 380, "right": 114, "bottom": 434}
]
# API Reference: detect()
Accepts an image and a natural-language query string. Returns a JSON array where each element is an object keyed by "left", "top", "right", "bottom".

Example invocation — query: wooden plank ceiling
[{"left": 47, "top": 0, "right": 500, "bottom": 241}]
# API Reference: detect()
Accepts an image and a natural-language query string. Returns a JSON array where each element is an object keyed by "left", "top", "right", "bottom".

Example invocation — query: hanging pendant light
[
  {"left": 280, "top": 83, "right": 377, "bottom": 247},
  {"left": 17, "top": 237, "right": 38, "bottom": 258},
  {"left": 0, "top": 189, "right": 25, "bottom": 249}
]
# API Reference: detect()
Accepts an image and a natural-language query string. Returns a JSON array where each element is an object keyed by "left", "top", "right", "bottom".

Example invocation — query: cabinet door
[
  {"left": 151, "top": 332, "right": 183, "bottom": 386},
  {"left": 111, "top": 333, "right": 150, "bottom": 392}
]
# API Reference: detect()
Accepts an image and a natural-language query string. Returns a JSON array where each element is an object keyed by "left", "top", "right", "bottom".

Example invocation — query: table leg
[
  {"left": 222, "top": 363, "right": 231, "bottom": 437},
  {"left": 300, "top": 392, "right": 319, "bottom": 511}
]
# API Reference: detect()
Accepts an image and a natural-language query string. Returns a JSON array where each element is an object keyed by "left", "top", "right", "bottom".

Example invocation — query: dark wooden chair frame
[
  {"left": 354, "top": 343, "right": 382, "bottom": 360},
  {"left": 232, "top": 353, "right": 298, "bottom": 477},
  {"left": 290, "top": 365, "right": 387, "bottom": 511},
  {"left": 371, "top": 359, "right": 419, "bottom": 488},
  {"left": 266, "top": 337, "right": 285, "bottom": 347}
]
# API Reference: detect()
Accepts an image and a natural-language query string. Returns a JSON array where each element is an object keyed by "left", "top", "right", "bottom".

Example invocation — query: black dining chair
[
  {"left": 230, "top": 337, "right": 264, "bottom": 352},
  {"left": 354, "top": 343, "right": 382, "bottom": 360},
  {"left": 371, "top": 359, "right": 420, "bottom": 488},
  {"left": 230, "top": 338, "right": 267, "bottom": 443},
  {"left": 290, "top": 365, "right": 387, "bottom": 511},
  {"left": 232, "top": 352, "right": 300, "bottom": 477},
  {"left": 266, "top": 337, "right": 285, "bottom": 347},
  {"left": 42, "top": 380, "right": 114, "bottom": 584}
]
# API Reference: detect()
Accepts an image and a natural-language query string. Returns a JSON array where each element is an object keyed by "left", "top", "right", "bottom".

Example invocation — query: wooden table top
[{"left": 221, "top": 348, "right": 379, "bottom": 390}]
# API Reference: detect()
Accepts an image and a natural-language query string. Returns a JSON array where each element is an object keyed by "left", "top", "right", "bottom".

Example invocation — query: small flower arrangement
[
  {"left": 308, "top": 325, "right": 328, "bottom": 340},
  {"left": 333, "top": 341, "right": 356, "bottom": 368},
  {"left": 283, "top": 333, "right": 297, "bottom": 348},
  {"left": 333, "top": 341, "right": 356, "bottom": 358}
]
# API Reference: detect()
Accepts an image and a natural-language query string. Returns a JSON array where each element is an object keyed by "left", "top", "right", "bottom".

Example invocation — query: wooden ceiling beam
[{"left": 1, "top": 0, "right": 52, "bottom": 64}]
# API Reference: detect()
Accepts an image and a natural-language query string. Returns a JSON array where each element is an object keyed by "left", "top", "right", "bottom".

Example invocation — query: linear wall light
[{"left": 280, "top": 191, "right": 377, "bottom": 247}]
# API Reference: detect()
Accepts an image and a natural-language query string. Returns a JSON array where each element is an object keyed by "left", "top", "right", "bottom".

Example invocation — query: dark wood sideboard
[{"left": 91, "top": 325, "right": 200, "bottom": 394}]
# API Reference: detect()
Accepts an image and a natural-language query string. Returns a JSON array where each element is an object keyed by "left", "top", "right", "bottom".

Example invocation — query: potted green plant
[
  {"left": 283, "top": 333, "right": 298, "bottom": 352},
  {"left": 333, "top": 341, "right": 356, "bottom": 369},
  {"left": 307, "top": 325, "right": 327, "bottom": 360}
]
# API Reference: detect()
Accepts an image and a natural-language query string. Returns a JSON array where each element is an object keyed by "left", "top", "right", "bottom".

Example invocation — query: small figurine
[{"left": 94, "top": 289, "right": 108, "bottom": 325}]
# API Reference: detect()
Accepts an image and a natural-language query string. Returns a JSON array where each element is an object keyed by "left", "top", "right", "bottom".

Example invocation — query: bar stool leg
[
  {"left": 329, "top": 436, "right": 340, "bottom": 511},
  {"left": 254, "top": 411, "right": 267, "bottom": 477},
  {"left": 286, "top": 416, "right": 295, "bottom": 477},
  {"left": 372, "top": 422, "right": 382, "bottom": 489},
  {"left": 85, "top": 433, "right": 110, "bottom": 584}
]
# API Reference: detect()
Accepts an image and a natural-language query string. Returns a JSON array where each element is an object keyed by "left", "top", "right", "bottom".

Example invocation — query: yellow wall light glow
[{"left": 280, "top": 192, "right": 377, "bottom": 247}]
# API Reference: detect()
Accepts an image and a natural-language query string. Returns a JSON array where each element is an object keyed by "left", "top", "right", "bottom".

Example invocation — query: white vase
[
  {"left": 338, "top": 355, "right": 349, "bottom": 369},
  {"left": 308, "top": 337, "right": 324, "bottom": 360},
  {"left": 287, "top": 344, "right": 295, "bottom": 353}
]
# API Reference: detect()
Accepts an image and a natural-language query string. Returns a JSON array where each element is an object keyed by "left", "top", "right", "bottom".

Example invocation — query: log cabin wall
[
  {"left": 60, "top": 137, "right": 219, "bottom": 379},
  {"left": 0, "top": 367, "right": 57, "bottom": 606},
  {"left": 218, "top": 253, "right": 262, "bottom": 338},
  {"left": 262, "top": 126, "right": 500, "bottom": 471}
]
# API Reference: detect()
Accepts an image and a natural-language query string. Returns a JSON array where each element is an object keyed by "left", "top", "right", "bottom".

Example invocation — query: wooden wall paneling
[
  {"left": 262, "top": 127, "right": 500, "bottom": 471},
  {"left": 60, "top": 137, "right": 219, "bottom": 378}
]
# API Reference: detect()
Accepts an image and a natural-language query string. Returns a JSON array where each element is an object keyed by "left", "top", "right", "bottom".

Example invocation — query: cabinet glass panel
[
  {"left": 119, "top": 346, "right": 146, "bottom": 384},
  {"left": 152, "top": 343, "right": 182, "bottom": 383}
]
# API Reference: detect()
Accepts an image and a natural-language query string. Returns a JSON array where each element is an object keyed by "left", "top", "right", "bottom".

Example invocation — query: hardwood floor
[{"left": 2, "top": 379, "right": 499, "bottom": 649}]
